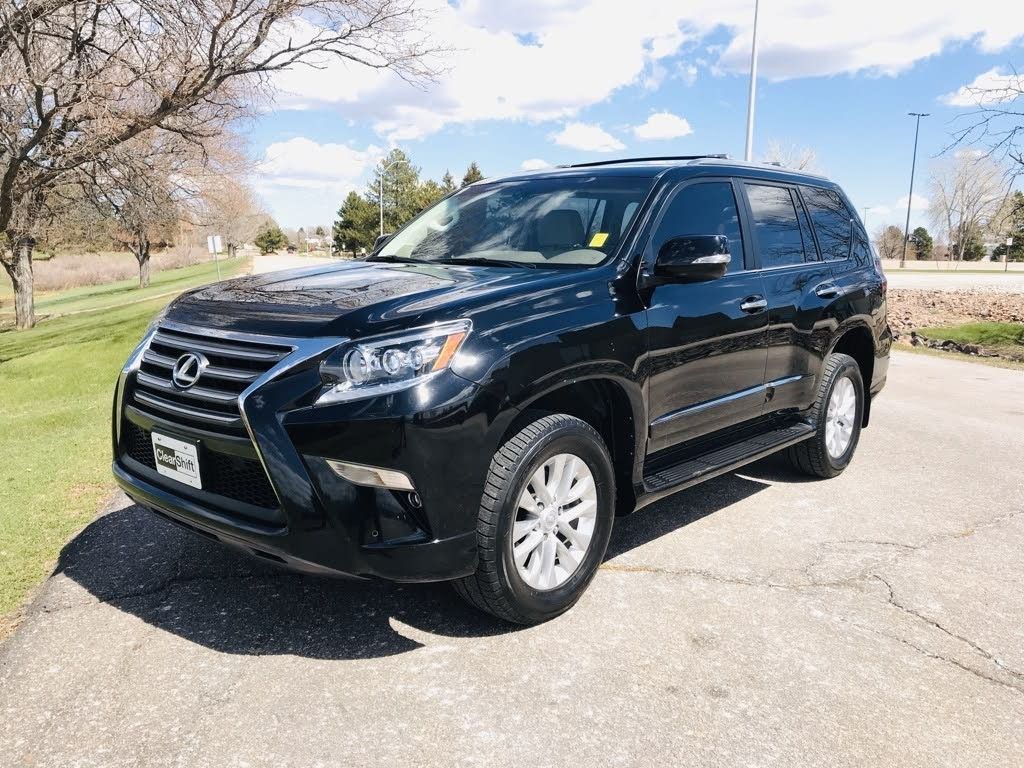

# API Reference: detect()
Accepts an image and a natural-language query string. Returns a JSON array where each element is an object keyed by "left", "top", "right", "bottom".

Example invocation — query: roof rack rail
[{"left": 560, "top": 154, "right": 730, "bottom": 169}]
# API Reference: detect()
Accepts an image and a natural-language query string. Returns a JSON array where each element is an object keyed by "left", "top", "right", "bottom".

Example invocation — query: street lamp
[
  {"left": 862, "top": 206, "right": 876, "bottom": 232},
  {"left": 900, "top": 112, "right": 929, "bottom": 268},
  {"left": 743, "top": 0, "right": 761, "bottom": 162},
  {"left": 379, "top": 157, "right": 413, "bottom": 236}
]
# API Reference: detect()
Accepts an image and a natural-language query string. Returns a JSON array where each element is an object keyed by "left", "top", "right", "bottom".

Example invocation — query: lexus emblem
[{"left": 171, "top": 352, "right": 208, "bottom": 389}]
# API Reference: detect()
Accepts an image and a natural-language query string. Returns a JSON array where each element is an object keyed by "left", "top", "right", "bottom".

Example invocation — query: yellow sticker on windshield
[{"left": 589, "top": 232, "right": 609, "bottom": 248}]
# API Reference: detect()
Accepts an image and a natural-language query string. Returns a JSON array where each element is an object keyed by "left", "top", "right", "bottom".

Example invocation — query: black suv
[{"left": 113, "top": 156, "right": 890, "bottom": 624}]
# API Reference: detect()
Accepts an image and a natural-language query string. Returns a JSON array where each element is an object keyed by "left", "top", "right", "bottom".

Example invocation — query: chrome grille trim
[
  {"left": 135, "top": 371, "right": 239, "bottom": 403},
  {"left": 133, "top": 390, "right": 243, "bottom": 428},
  {"left": 133, "top": 324, "right": 295, "bottom": 433},
  {"left": 142, "top": 350, "right": 260, "bottom": 383},
  {"left": 119, "top": 317, "right": 349, "bottom": 510},
  {"left": 151, "top": 330, "right": 289, "bottom": 363}
]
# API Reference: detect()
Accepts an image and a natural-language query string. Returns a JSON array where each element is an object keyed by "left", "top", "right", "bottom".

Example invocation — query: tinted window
[
  {"left": 380, "top": 177, "right": 652, "bottom": 267},
  {"left": 654, "top": 182, "right": 744, "bottom": 270},
  {"left": 802, "top": 186, "right": 854, "bottom": 261},
  {"left": 794, "top": 194, "right": 819, "bottom": 260},
  {"left": 745, "top": 184, "right": 806, "bottom": 267}
]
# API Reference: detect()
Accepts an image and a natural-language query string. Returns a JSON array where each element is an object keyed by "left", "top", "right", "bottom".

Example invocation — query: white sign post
[{"left": 206, "top": 235, "right": 224, "bottom": 279}]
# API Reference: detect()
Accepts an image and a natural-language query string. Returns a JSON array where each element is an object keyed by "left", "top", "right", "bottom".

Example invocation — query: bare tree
[
  {"left": 761, "top": 140, "right": 822, "bottom": 173},
  {"left": 201, "top": 177, "right": 267, "bottom": 258},
  {"left": 81, "top": 141, "right": 185, "bottom": 286},
  {"left": 0, "top": 0, "right": 442, "bottom": 328},
  {"left": 946, "top": 67, "right": 1024, "bottom": 171},
  {"left": 927, "top": 153, "right": 1008, "bottom": 262},
  {"left": 872, "top": 225, "right": 904, "bottom": 261}
]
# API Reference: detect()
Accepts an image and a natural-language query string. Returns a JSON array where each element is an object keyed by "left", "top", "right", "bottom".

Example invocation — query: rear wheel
[
  {"left": 453, "top": 414, "right": 615, "bottom": 625},
  {"left": 787, "top": 353, "right": 864, "bottom": 478}
]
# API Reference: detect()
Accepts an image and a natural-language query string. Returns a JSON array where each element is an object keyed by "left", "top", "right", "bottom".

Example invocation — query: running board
[{"left": 643, "top": 422, "right": 815, "bottom": 493}]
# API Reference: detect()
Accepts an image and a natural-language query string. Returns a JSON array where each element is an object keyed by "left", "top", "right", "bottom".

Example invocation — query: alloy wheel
[
  {"left": 825, "top": 376, "right": 857, "bottom": 458},
  {"left": 511, "top": 453, "right": 597, "bottom": 590}
]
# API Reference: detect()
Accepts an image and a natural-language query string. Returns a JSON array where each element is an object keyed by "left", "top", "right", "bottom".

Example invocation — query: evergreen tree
[
  {"left": 461, "top": 162, "right": 484, "bottom": 187},
  {"left": 368, "top": 149, "right": 424, "bottom": 234},
  {"left": 440, "top": 170, "right": 457, "bottom": 194},
  {"left": 416, "top": 179, "right": 446, "bottom": 212},
  {"left": 911, "top": 226, "right": 933, "bottom": 260},
  {"left": 993, "top": 191, "right": 1024, "bottom": 262},
  {"left": 953, "top": 236, "right": 985, "bottom": 261},
  {"left": 254, "top": 224, "right": 287, "bottom": 254},
  {"left": 333, "top": 191, "right": 377, "bottom": 254}
]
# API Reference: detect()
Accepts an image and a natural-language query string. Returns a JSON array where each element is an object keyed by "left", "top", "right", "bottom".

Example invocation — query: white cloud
[
  {"left": 520, "top": 158, "right": 552, "bottom": 170},
  {"left": 941, "top": 67, "right": 1024, "bottom": 107},
  {"left": 678, "top": 63, "right": 699, "bottom": 86},
  {"left": 632, "top": 112, "right": 694, "bottom": 140},
  {"left": 896, "top": 193, "right": 929, "bottom": 212},
  {"left": 269, "top": 1, "right": 1024, "bottom": 142},
  {"left": 551, "top": 122, "right": 625, "bottom": 152},
  {"left": 259, "top": 137, "right": 381, "bottom": 192}
]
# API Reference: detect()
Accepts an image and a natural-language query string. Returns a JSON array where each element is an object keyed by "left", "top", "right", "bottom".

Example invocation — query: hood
[{"left": 165, "top": 260, "right": 585, "bottom": 338}]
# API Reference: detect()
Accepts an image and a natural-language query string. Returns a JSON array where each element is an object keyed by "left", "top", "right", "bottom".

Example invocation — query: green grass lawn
[
  {"left": 917, "top": 322, "right": 1024, "bottom": 347},
  {"left": 0, "top": 256, "right": 246, "bottom": 325},
  {"left": 0, "top": 259, "right": 249, "bottom": 625}
]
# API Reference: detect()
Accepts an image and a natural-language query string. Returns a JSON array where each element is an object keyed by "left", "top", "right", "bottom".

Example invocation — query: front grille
[
  {"left": 132, "top": 326, "right": 293, "bottom": 436},
  {"left": 122, "top": 421, "right": 279, "bottom": 510}
]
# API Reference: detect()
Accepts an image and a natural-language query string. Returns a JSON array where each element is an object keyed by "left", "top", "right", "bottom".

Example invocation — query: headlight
[{"left": 317, "top": 320, "right": 471, "bottom": 404}]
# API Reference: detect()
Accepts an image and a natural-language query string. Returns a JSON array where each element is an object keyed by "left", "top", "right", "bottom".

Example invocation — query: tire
[
  {"left": 453, "top": 413, "right": 615, "bottom": 625},
  {"left": 787, "top": 352, "right": 864, "bottom": 479}
]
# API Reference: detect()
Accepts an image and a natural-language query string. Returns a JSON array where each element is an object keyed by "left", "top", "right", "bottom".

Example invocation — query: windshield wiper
[
  {"left": 364, "top": 254, "right": 429, "bottom": 264},
  {"left": 434, "top": 257, "right": 539, "bottom": 269}
]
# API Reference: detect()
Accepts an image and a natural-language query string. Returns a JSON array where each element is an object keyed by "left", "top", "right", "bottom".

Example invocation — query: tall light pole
[
  {"left": 379, "top": 157, "right": 413, "bottom": 236},
  {"left": 900, "top": 112, "right": 929, "bottom": 268},
  {"left": 862, "top": 206, "right": 875, "bottom": 232},
  {"left": 743, "top": 0, "right": 760, "bottom": 162}
]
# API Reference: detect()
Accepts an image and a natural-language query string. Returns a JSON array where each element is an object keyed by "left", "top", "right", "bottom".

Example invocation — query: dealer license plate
[{"left": 151, "top": 432, "right": 202, "bottom": 489}]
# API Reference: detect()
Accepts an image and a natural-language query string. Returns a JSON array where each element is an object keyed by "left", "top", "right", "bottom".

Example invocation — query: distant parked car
[{"left": 113, "top": 155, "right": 890, "bottom": 624}]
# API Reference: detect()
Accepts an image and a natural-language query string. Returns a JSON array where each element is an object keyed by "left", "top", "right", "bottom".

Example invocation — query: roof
[{"left": 490, "top": 155, "right": 833, "bottom": 186}]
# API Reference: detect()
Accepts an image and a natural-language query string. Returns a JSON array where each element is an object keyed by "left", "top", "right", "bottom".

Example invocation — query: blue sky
[{"left": 245, "top": 1, "right": 1024, "bottom": 235}]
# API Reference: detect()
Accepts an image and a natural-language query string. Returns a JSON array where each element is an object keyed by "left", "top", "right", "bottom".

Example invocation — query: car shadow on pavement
[{"left": 57, "top": 461, "right": 778, "bottom": 660}]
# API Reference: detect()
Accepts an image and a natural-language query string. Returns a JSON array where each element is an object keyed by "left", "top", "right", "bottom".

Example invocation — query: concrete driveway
[{"left": 2, "top": 351, "right": 1023, "bottom": 767}]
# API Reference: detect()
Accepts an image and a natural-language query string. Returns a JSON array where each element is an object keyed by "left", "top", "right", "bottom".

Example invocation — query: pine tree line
[{"left": 333, "top": 151, "right": 483, "bottom": 254}]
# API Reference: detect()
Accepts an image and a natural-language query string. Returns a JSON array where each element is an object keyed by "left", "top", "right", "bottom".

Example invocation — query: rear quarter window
[{"left": 802, "top": 186, "right": 855, "bottom": 262}]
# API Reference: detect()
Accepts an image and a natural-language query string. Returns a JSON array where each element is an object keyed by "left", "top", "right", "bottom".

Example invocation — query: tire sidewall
[
  {"left": 494, "top": 424, "right": 615, "bottom": 621},
  {"left": 820, "top": 359, "right": 864, "bottom": 471}
]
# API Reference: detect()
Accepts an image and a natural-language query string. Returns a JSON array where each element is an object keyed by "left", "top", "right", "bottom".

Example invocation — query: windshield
[{"left": 375, "top": 176, "right": 653, "bottom": 268}]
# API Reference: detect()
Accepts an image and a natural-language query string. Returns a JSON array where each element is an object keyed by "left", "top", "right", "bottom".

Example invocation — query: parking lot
[{"left": 2, "top": 350, "right": 1022, "bottom": 767}]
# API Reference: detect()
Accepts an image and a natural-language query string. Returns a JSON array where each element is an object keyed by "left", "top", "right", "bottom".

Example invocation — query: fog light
[{"left": 326, "top": 460, "right": 415, "bottom": 491}]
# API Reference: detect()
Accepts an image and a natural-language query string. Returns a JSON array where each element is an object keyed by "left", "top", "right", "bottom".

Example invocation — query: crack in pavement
[
  {"left": 601, "top": 510, "right": 1024, "bottom": 697},
  {"left": 872, "top": 574, "right": 1024, "bottom": 692}
]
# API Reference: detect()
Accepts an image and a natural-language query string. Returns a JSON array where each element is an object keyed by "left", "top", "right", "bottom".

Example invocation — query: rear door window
[
  {"left": 743, "top": 184, "right": 807, "bottom": 268},
  {"left": 802, "top": 186, "right": 854, "bottom": 262}
]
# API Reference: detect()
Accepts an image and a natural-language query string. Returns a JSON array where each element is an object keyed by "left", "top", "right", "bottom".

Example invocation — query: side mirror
[
  {"left": 373, "top": 233, "right": 392, "bottom": 251},
  {"left": 652, "top": 235, "right": 731, "bottom": 283}
]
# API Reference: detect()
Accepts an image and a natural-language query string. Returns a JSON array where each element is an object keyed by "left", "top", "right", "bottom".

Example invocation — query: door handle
[
  {"left": 739, "top": 296, "right": 767, "bottom": 313},
  {"left": 815, "top": 283, "right": 841, "bottom": 298}
]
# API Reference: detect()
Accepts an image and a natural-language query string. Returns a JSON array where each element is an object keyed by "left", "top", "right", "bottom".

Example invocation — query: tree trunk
[
  {"left": 136, "top": 240, "right": 151, "bottom": 287},
  {"left": 2, "top": 238, "right": 36, "bottom": 330}
]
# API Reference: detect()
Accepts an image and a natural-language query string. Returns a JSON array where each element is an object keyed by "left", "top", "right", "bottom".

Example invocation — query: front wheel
[
  {"left": 453, "top": 414, "right": 615, "bottom": 625},
  {"left": 787, "top": 352, "right": 864, "bottom": 478}
]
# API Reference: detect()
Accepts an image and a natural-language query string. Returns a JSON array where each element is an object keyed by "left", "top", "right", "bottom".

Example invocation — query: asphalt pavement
[{"left": 2, "top": 351, "right": 1023, "bottom": 767}]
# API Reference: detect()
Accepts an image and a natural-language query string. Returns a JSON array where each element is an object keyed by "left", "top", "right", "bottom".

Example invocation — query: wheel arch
[
  {"left": 504, "top": 374, "right": 644, "bottom": 515},
  {"left": 828, "top": 323, "right": 875, "bottom": 426}
]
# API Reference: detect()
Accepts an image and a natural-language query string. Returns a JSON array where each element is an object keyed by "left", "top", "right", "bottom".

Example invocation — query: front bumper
[{"left": 112, "top": 323, "right": 506, "bottom": 582}]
